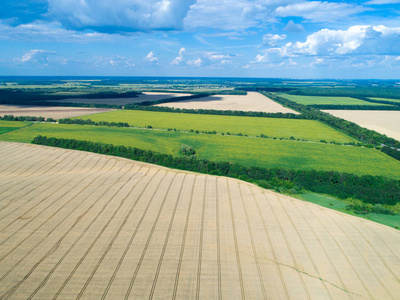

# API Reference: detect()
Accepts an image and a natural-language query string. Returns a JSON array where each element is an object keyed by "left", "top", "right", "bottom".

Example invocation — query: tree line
[
  {"left": 32, "top": 135, "right": 400, "bottom": 206},
  {"left": 123, "top": 104, "right": 306, "bottom": 119},
  {"left": 0, "top": 115, "right": 56, "bottom": 122},
  {"left": 59, "top": 118, "right": 130, "bottom": 127},
  {"left": 309, "top": 104, "right": 400, "bottom": 111}
]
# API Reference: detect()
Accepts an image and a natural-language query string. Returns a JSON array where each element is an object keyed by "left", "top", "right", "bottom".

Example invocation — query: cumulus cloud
[
  {"left": 275, "top": 1, "right": 366, "bottom": 23},
  {"left": 145, "top": 51, "right": 158, "bottom": 62},
  {"left": 262, "top": 34, "right": 287, "bottom": 46},
  {"left": 171, "top": 47, "right": 186, "bottom": 65},
  {"left": 289, "top": 25, "right": 400, "bottom": 56},
  {"left": 283, "top": 20, "right": 304, "bottom": 33},
  {"left": 47, "top": 0, "right": 196, "bottom": 32}
]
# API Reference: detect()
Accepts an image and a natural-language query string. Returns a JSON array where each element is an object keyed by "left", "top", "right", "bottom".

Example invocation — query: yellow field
[
  {"left": 324, "top": 110, "right": 400, "bottom": 142},
  {"left": 0, "top": 142, "right": 399, "bottom": 299},
  {"left": 157, "top": 92, "right": 299, "bottom": 114}
]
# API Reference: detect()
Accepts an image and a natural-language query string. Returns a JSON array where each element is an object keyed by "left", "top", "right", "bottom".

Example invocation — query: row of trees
[
  {"left": 32, "top": 136, "right": 400, "bottom": 206},
  {"left": 0, "top": 115, "right": 56, "bottom": 122},
  {"left": 309, "top": 104, "right": 400, "bottom": 111},
  {"left": 59, "top": 118, "right": 130, "bottom": 127},
  {"left": 124, "top": 104, "right": 305, "bottom": 119}
]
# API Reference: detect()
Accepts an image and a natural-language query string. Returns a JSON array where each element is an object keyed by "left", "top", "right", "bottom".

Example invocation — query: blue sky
[{"left": 0, "top": 0, "right": 399, "bottom": 78}]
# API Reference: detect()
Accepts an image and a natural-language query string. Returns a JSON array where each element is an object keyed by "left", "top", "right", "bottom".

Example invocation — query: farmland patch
[
  {"left": 1, "top": 123, "right": 399, "bottom": 178},
  {"left": 156, "top": 92, "right": 299, "bottom": 114}
]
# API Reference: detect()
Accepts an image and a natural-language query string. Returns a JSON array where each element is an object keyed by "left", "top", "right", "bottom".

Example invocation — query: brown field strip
[
  {"left": 0, "top": 105, "right": 114, "bottom": 119},
  {"left": 156, "top": 92, "right": 300, "bottom": 114},
  {"left": 323, "top": 110, "right": 400, "bottom": 142},
  {"left": 0, "top": 142, "right": 399, "bottom": 299}
]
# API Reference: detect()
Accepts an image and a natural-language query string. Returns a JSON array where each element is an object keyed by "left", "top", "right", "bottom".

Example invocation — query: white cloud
[
  {"left": 47, "top": 0, "right": 196, "bottom": 32},
  {"left": 289, "top": 25, "right": 400, "bottom": 56},
  {"left": 187, "top": 58, "right": 202, "bottom": 66},
  {"left": 365, "top": 0, "right": 400, "bottom": 4},
  {"left": 16, "top": 49, "right": 57, "bottom": 64},
  {"left": 275, "top": 1, "right": 366, "bottom": 23},
  {"left": 145, "top": 51, "right": 158, "bottom": 62},
  {"left": 283, "top": 20, "right": 304, "bottom": 33},
  {"left": 171, "top": 47, "right": 186, "bottom": 65},
  {"left": 184, "top": 0, "right": 295, "bottom": 31},
  {"left": 184, "top": 0, "right": 256, "bottom": 31},
  {"left": 262, "top": 34, "right": 287, "bottom": 46},
  {"left": 0, "top": 21, "right": 120, "bottom": 43}
]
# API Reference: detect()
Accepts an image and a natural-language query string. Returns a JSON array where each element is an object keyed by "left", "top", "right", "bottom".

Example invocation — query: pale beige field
[
  {"left": 156, "top": 92, "right": 300, "bottom": 114},
  {"left": 0, "top": 142, "right": 399, "bottom": 299},
  {"left": 0, "top": 105, "right": 113, "bottom": 119},
  {"left": 50, "top": 92, "right": 192, "bottom": 105},
  {"left": 324, "top": 110, "right": 400, "bottom": 142}
]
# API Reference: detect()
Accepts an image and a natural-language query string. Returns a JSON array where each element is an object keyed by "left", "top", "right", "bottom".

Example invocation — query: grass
[
  {"left": 275, "top": 93, "right": 389, "bottom": 106},
  {"left": 0, "top": 120, "right": 31, "bottom": 135},
  {"left": 296, "top": 193, "right": 400, "bottom": 229},
  {"left": 2, "top": 123, "right": 400, "bottom": 179},
  {"left": 73, "top": 110, "right": 356, "bottom": 143}
]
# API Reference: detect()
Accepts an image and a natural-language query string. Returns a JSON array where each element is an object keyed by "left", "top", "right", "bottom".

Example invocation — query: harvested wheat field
[
  {"left": 324, "top": 110, "right": 400, "bottom": 142},
  {"left": 157, "top": 92, "right": 299, "bottom": 114},
  {"left": 1, "top": 142, "right": 399, "bottom": 299},
  {"left": 50, "top": 92, "right": 192, "bottom": 105},
  {"left": 0, "top": 105, "right": 113, "bottom": 119}
]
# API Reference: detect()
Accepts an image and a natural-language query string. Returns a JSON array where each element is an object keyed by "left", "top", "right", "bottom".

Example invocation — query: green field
[
  {"left": 2, "top": 123, "right": 400, "bottom": 179},
  {"left": 0, "top": 120, "right": 31, "bottom": 135},
  {"left": 297, "top": 193, "right": 400, "bottom": 228},
  {"left": 73, "top": 110, "right": 356, "bottom": 143},
  {"left": 275, "top": 93, "right": 388, "bottom": 106}
]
